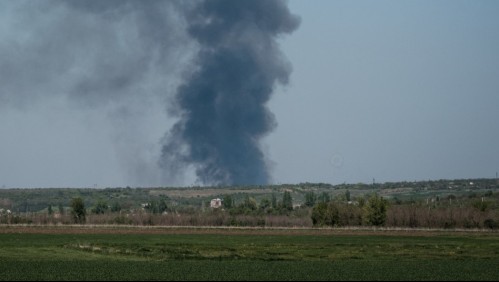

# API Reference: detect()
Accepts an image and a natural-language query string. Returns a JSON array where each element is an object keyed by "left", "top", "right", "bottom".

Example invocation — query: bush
[
  {"left": 311, "top": 202, "right": 362, "bottom": 227},
  {"left": 484, "top": 219, "right": 498, "bottom": 229},
  {"left": 70, "top": 198, "right": 86, "bottom": 224},
  {"left": 364, "top": 194, "right": 388, "bottom": 226},
  {"left": 304, "top": 192, "right": 316, "bottom": 207},
  {"left": 311, "top": 202, "right": 328, "bottom": 226},
  {"left": 92, "top": 200, "right": 109, "bottom": 214},
  {"left": 472, "top": 200, "right": 490, "bottom": 212}
]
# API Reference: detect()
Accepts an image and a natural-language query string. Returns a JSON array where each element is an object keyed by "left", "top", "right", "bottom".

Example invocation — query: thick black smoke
[
  {"left": 0, "top": 0, "right": 299, "bottom": 187},
  {"left": 161, "top": 0, "right": 300, "bottom": 185}
]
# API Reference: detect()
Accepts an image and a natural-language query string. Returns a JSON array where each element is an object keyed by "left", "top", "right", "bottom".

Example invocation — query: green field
[{"left": 0, "top": 228, "right": 498, "bottom": 281}]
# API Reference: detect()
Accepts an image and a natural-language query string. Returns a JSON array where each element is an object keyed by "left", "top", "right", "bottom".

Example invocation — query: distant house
[{"left": 210, "top": 198, "right": 222, "bottom": 209}]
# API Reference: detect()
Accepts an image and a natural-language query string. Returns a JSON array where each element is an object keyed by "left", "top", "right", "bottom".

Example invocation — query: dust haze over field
[{"left": 0, "top": 0, "right": 299, "bottom": 187}]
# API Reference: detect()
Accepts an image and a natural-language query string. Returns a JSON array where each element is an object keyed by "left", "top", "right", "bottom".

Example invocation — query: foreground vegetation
[{"left": 0, "top": 228, "right": 498, "bottom": 281}]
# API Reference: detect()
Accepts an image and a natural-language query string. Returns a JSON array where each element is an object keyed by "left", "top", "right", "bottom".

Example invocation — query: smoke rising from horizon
[
  {"left": 161, "top": 0, "right": 300, "bottom": 186},
  {"left": 0, "top": 0, "right": 299, "bottom": 187}
]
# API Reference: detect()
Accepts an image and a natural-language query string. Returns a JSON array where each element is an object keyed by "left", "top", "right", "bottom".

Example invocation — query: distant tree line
[
  {"left": 221, "top": 191, "right": 294, "bottom": 215},
  {"left": 1, "top": 188, "right": 497, "bottom": 229}
]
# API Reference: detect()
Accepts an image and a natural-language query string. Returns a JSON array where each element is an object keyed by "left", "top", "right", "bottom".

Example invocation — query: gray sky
[
  {"left": 1, "top": 0, "right": 498, "bottom": 188},
  {"left": 268, "top": 0, "right": 499, "bottom": 185}
]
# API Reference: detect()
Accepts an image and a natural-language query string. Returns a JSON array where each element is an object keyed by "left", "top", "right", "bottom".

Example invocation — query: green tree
[
  {"left": 311, "top": 201, "right": 340, "bottom": 227},
  {"left": 159, "top": 199, "right": 168, "bottom": 213},
  {"left": 92, "top": 199, "right": 109, "bottom": 214},
  {"left": 244, "top": 195, "right": 258, "bottom": 211},
  {"left": 47, "top": 205, "right": 53, "bottom": 215},
  {"left": 259, "top": 198, "right": 271, "bottom": 210},
  {"left": 271, "top": 193, "right": 277, "bottom": 209},
  {"left": 58, "top": 203, "right": 64, "bottom": 215},
  {"left": 111, "top": 202, "right": 122, "bottom": 213},
  {"left": 145, "top": 201, "right": 159, "bottom": 214},
  {"left": 318, "top": 192, "right": 330, "bottom": 203},
  {"left": 144, "top": 199, "right": 169, "bottom": 214},
  {"left": 311, "top": 202, "right": 328, "bottom": 226},
  {"left": 70, "top": 198, "right": 86, "bottom": 224},
  {"left": 345, "top": 190, "right": 351, "bottom": 202},
  {"left": 304, "top": 191, "right": 316, "bottom": 207},
  {"left": 282, "top": 191, "right": 293, "bottom": 211},
  {"left": 472, "top": 200, "right": 490, "bottom": 212},
  {"left": 357, "top": 197, "right": 366, "bottom": 208},
  {"left": 325, "top": 202, "right": 340, "bottom": 226},
  {"left": 223, "top": 195, "right": 234, "bottom": 209},
  {"left": 364, "top": 193, "right": 388, "bottom": 226}
]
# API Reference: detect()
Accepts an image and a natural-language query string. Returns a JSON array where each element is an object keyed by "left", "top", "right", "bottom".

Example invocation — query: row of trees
[
  {"left": 222, "top": 191, "right": 294, "bottom": 215},
  {"left": 55, "top": 190, "right": 298, "bottom": 224},
  {"left": 309, "top": 192, "right": 499, "bottom": 229},
  {"left": 67, "top": 197, "right": 171, "bottom": 224},
  {"left": 47, "top": 198, "right": 108, "bottom": 224},
  {"left": 37, "top": 190, "right": 499, "bottom": 229},
  {"left": 311, "top": 193, "right": 388, "bottom": 227}
]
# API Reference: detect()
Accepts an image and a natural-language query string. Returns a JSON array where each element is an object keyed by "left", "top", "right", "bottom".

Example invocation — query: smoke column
[
  {"left": 0, "top": 0, "right": 299, "bottom": 187},
  {"left": 161, "top": 0, "right": 300, "bottom": 185}
]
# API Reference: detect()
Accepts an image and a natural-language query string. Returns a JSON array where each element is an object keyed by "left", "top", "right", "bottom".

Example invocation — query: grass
[{"left": 0, "top": 229, "right": 498, "bottom": 280}]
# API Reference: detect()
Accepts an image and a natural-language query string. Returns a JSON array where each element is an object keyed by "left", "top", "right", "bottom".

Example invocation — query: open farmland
[{"left": 0, "top": 226, "right": 498, "bottom": 281}]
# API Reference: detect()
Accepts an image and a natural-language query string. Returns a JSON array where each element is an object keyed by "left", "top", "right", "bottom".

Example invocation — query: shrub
[
  {"left": 364, "top": 194, "right": 388, "bottom": 226},
  {"left": 70, "top": 198, "right": 86, "bottom": 224},
  {"left": 484, "top": 219, "right": 498, "bottom": 229}
]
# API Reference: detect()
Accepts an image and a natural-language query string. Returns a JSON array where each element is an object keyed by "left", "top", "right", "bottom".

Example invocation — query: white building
[{"left": 210, "top": 198, "right": 222, "bottom": 209}]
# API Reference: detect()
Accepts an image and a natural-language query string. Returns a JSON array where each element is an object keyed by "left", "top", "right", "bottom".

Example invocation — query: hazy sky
[{"left": 1, "top": 1, "right": 498, "bottom": 188}]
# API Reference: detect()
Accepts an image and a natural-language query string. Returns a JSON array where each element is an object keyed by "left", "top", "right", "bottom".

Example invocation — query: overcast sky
[{"left": 1, "top": 1, "right": 498, "bottom": 188}]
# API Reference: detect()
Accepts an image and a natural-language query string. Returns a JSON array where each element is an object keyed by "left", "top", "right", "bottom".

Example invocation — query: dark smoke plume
[
  {"left": 161, "top": 0, "right": 300, "bottom": 185},
  {"left": 0, "top": 0, "right": 299, "bottom": 187}
]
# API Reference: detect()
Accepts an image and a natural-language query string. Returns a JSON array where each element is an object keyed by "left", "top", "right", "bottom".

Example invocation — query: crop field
[{"left": 0, "top": 226, "right": 498, "bottom": 281}]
